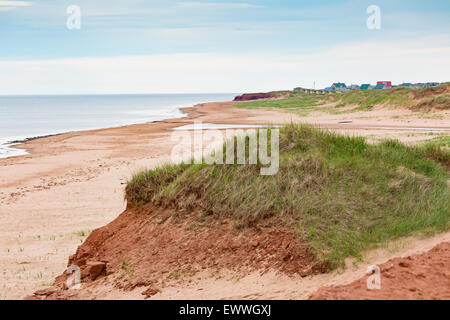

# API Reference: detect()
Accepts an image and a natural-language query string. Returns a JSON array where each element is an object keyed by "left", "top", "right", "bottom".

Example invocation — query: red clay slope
[
  {"left": 30, "top": 204, "right": 327, "bottom": 300},
  {"left": 234, "top": 93, "right": 280, "bottom": 101},
  {"left": 310, "top": 242, "right": 450, "bottom": 300}
]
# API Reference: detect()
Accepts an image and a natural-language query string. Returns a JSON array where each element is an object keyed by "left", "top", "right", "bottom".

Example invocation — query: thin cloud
[
  {"left": 0, "top": 1, "right": 33, "bottom": 6},
  {"left": 0, "top": 1, "right": 32, "bottom": 11},
  {"left": 177, "top": 2, "right": 264, "bottom": 9},
  {"left": 1, "top": 36, "right": 448, "bottom": 95}
]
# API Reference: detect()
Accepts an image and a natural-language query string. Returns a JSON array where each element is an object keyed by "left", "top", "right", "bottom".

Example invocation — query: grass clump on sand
[
  {"left": 338, "top": 87, "right": 412, "bottom": 111},
  {"left": 413, "top": 94, "right": 450, "bottom": 111},
  {"left": 126, "top": 124, "right": 450, "bottom": 270}
]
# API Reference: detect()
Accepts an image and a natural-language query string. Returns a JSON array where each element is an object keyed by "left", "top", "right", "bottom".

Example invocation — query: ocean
[{"left": 0, "top": 93, "right": 236, "bottom": 159}]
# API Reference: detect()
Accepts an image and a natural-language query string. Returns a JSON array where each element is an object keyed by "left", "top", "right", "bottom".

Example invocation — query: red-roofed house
[{"left": 377, "top": 81, "right": 392, "bottom": 88}]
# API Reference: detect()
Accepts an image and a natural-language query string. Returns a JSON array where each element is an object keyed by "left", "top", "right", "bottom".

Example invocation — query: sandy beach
[
  {"left": 1, "top": 100, "right": 449, "bottom": 300},
  {"left": 2, "top": 0, "right": 449, "bottom": 305}
]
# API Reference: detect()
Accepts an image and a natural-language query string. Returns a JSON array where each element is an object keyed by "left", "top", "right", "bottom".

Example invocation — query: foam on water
[
  {"left": 0, "top": 136, "right": 30, "bottom": 159},
  {"left": 0, "top": 143, "right": 28, "bottom": 159}
]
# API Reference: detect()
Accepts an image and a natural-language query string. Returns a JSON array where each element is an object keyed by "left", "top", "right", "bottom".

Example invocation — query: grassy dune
[
  {"left": 236, "top": 83, "right": 450, "bottom": 116},
  {"left": 126, "top": 125, "right": 449, "bottom": 269}
]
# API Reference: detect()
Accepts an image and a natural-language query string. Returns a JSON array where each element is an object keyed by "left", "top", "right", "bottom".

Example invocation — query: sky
[{"left": 0, "top": 0, "right": 449, "bottom": 94}]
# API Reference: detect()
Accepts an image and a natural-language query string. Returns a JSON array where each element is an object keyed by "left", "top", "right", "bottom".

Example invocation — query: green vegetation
[
  {"left": 73, "top": 230, "right": 92, "bottom": 237},
  {"left": 236, "top": 84, "right": 450, "bottom": 116},
  {"left": 126, "top": 124, "right": 449, "bottom": 270},
  {"left": 413, "top": 94, "right": 450, "bottom": 111},
  {"left": 421, "top": 135, "right": 450, "bottom": 149},
  {"left": 337, "top": 88, "right": 412, "bottom": 111},
  {"left": 236, "top": 91, "right": 332, "bottom": 116},
  {"left": 436, "top": 94, "right": 450, "bottom": 104},
  {"left": 120, "top": 261, "right": 134, "bottom": 275}
]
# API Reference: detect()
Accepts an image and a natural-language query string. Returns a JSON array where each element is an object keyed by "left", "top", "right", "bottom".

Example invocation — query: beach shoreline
[
  {"left": 0, "top": 99, "right": 448, "bottom": 299},
  {"left": 4, "top": 98, "right": 449, "bottom": 161},
  {"left": 0, "top": 93, "right": 240, "bottom": 160},
  {"left": 0, "top": 99, "right": 303, "bottom": 299},
  {"left": 0, "top": 111, "right": 190, "bottom": 160}
]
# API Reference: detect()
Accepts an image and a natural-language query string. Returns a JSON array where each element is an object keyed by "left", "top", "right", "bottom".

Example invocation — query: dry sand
[{"left": 0, "top": 100, "right": 449, "bottom": 299}]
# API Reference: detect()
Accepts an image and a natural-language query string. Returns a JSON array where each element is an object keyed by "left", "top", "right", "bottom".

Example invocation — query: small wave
[{"left": 0, "top": 143, "right": 28, "bottom": 159}]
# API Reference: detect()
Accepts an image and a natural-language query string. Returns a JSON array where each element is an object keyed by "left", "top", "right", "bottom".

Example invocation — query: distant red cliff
[{"left": 233, "top": 93, "right": 278, "bottom": 101}]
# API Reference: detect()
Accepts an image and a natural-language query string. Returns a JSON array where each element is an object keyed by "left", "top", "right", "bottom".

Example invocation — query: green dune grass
[{"left": 126, "top": 124, "right": 449, "bottom": 270}]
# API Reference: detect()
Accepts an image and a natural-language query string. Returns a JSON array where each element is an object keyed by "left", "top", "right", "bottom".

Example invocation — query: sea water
[{"left": 0, "top": 93, "right": 236, "bottom": 159}]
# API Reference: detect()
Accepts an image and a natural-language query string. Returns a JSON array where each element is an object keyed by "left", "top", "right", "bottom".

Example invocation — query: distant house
[
  {"left": 331, "top": 83, "right": 347, "bottom": 92},
  {"left": 348, "top": 84, "right": 360, "bottom": 90},
  {"left": 377, "top": 81, "right": 392, "bottom": 88},
  {"left": 360, "top": 84, "right": 372, "bottom": 90},
  {"left": 399, "top": 83, "right": 412, "bottom": 87},
  {"left": 423, "top": 82, "right": 441, "bottom": 88},
  {"left": 374, "top": 83, "right": 386, "bottom": 90},
  {"left": 294, "top": 87, "right": 332, "bottom": 95},
  {"left": 412, "top": 83, "right": 424, "bottom": 89}
]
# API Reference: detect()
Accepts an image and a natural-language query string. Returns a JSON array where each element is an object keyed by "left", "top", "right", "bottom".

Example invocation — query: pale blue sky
[{"left": 0, "top": 0, "right": 449, "bottom": 94}]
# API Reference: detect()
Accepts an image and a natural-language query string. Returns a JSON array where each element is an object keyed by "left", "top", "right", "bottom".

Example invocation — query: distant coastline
[{"left": 0, "top": 93, "right": 237, "bottom": 159}]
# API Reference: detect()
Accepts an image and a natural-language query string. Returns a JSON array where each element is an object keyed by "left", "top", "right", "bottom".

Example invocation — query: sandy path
[{"left": 0, "top": 100, "right": 448, "bottom": 299}]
